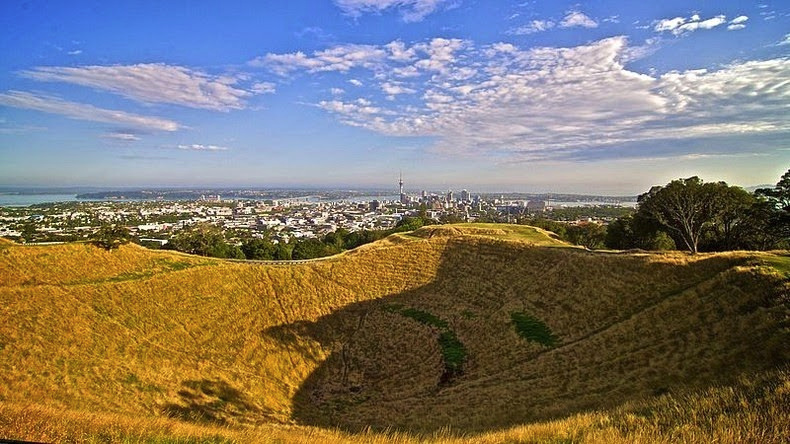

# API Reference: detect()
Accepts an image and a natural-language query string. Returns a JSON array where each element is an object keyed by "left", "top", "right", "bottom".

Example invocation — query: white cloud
[
  {"left": 0, "top": 90, "right": 180, "bottom": 131},
  {"left": 509, "top": 20, "right": 555, "bottom": 35},
  {"left": 560, "top": 11, "right": 598, "bottom": 28},
  {"left": 381, "top": 82, "right": 416, "bottom": 95},
  {"left": 334, "top": 0, "right": 451, "bottom": 22},
  {"left": 103, "top": 132, "right": 140, "bottom": 141},
  {"left": 412, "top": 38, "right": 466, "bottom": 73},
  {"left": 306, "top": 37, "right": 789, "bottom": 161},
  {"left": 21, "top": 64, "right": 252, "bottom": 111},
  {"left": 654, "top": 14, "right": 728, "bottom": 35},
  {"left": 253, "top": 44, "right": 387, "bottom": 75},
  {"left": 67, "top": 50, "right": 82, "bottom": 56},
  {"left": 489, "top": 42, "right": 517, "bottom": 54},
  {"left": 251, "top": 81, "right": 276, "bottom": 94},
  {"left": 777, "top": 34, "right": 790, "bottom": 46},
  {"left": 654, "top": 17, "right": 686, "bottom": 33},
  {"left": 331, "top": 87, "right": 345, "bottom": 95},
  {"left": 392, "top": 65, "right": 421, "bottom": 77},
  {"left": 317, "top": 99, "right": 385, "bottom": 123},
  {"left": 726, "top": 15, "right": 748, "bottom": 31},
  {"left": 509, "top": 10, "right": 596, "bottom": 35},
  {"left": 386, "top": 40, "right": 417, "bottom": 62},
  {"left": 260, "top": 38, "right": 469, "bottom": 82},
  {"left": 177, "top": 144, "right": 229, "bottom": 151}
]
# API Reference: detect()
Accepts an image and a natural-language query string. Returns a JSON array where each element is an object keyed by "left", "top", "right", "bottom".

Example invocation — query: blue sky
[{"left": 0, "top": 0, "right": 788, "bottom": 194}]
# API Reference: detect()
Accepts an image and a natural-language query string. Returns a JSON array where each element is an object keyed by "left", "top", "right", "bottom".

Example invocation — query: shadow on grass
[
  {"left": 161, "top": 379, "right": 263, "bottom": 426},
  {"left": 261, "top": 241, "right": 780, "bottom": 435},
  {"left": 163, "top": 239, "right": 784, "bottom": 436}
]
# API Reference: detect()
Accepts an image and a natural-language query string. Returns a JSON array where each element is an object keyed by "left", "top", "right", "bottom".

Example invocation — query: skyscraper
[
  {"left": 460, "top": 189, "right": 470, "bottom": 202},
  {"left": 399, "top": 172, "right": 407, "bottom": 205}
]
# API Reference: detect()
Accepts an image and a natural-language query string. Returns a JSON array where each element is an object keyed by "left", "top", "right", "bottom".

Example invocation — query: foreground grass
[
  {"left": 0, "top": 225, "right": 788, "bottom": 438},
  {"left": 2, "top": 366, "right": 787, "bottom": 443}
]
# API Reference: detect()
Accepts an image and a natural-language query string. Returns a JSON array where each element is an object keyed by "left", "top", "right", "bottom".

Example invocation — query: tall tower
[{"left": 399, "top": 172, "right": 407, "bottom": 205}]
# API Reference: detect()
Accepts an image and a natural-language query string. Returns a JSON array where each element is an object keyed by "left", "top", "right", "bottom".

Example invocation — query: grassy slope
[{"left": 0, "top": 225, "right": 788, "bottom": 442}]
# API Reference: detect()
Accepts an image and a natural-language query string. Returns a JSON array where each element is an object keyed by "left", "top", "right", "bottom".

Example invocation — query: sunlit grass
[{"left": 0, "top": 224, "right": 787, "bottom": 442}]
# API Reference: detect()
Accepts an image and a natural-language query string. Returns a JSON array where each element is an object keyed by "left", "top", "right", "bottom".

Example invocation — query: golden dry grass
[
  {"left": 0, "top": 224, "right": 788, "bottom": 442},
  {"left": 2, "top": 367, "right": 787, "bottom": 443}
]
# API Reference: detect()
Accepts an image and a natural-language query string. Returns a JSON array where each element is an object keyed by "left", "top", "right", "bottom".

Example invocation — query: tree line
[
  {"left": 523, "top": 169, "right": 789, "bottom": 253},
  {"left": 157, "top": 215, "right": 433, "bottom": 260}
]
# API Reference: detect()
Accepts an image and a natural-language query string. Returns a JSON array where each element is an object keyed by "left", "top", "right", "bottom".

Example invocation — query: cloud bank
[
  {"left": 20, "top": 64, "right": 256, "bottom": 111},
  {"left": 334, "top": 0, "right": 452, "bottom": 22},
  {"left": 0, "top": 90, "right": 180, "bottom": 131},
  {"left": 654, "top": 14, "right": 728, "bottom": 35},
  {"left": 262, "top": 36, "right": 790, "bottom": 161}
]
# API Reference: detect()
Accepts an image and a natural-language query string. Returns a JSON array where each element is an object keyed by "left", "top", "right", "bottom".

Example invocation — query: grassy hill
[{"left": 0, "top": 224, "right": 788, "bottom": 442}]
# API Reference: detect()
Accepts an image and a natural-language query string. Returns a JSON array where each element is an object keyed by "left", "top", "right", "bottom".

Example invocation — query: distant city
[{"left": 0, "top": 176, "right": 636, "bottom": 245}]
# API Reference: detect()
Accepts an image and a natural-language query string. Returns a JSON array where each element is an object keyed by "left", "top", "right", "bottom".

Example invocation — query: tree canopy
[
  {"left": 91, "top": 224, "right": 131, "bottom": 250},
  {"left": 608, "top": 169, "right": 789, "bottom": 253}
]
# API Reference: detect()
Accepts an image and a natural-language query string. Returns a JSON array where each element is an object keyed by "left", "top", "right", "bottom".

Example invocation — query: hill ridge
[{"left": 0, "top": 224, "right": 787, "bottom": 440}]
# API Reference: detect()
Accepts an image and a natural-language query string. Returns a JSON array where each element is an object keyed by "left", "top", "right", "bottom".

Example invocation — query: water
[
  {"left": 0, "top": 194, "right": 78, "bottom": 207},
  {"left": 551, "top": 200, "right": 637, "bottom": 208}
]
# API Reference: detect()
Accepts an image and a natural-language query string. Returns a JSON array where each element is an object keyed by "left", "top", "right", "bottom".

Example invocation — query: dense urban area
[{"left": 1, "top": 170, "right": 788, "bottom": 259}]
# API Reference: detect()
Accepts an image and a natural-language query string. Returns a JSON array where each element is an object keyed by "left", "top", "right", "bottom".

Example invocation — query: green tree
[
  {"left": 754, "top": 168, "right": 790, "bottom": 246},
  {"left": 395, "top": 216, "right": 431, "bottom": 232},
  {"left": 565, "top": 223, "right": 607, "bottom": 249},
  {"left": 168, "top": 223, "right": 237, "bottom": 258},
  {"left": 605, "top": 214, "right": 676, "bottom": 250},
  {"left": 273, "top": 241, "right": 292, "bottom": 260},
  {"left": 91, "top": 224, "right": 131, "bottom": 250},
  {"left": 637, "top": 177, "right": 728, "bottom": 254},
  {"left": 291, "top": 238, "right": 331, "bottom": 260},
  {"left": 323, "top": 228, "right": 349, "bottom": 250},
  {"left": 704, "top": 185, "right": 755, "bottom": 250},
  {"left": 240, "top": 237, "right": 276, "bottom": 260}
]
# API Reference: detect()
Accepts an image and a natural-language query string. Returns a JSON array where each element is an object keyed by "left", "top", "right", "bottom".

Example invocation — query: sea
[{"left": 0, "top": 193, "right": 80, "bottom": 207}]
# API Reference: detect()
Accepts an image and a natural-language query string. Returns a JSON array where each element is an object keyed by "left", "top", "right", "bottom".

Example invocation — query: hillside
[{"left": 0, "top": 224, "right": 788, "bottom": 442}]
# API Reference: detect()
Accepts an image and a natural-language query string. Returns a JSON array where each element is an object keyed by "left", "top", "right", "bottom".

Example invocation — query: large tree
[
  {"left": 706, "top": 185, "right": 755, "bottom": 250},
  {"left": 637, "top": 177, "right": 726, "bottom": 254},
  {"left": 91, "top": 223, "right": 131, "bottom": 250},
  {"left": 753, "top": 168, "right": 790, "bottom": 246}
]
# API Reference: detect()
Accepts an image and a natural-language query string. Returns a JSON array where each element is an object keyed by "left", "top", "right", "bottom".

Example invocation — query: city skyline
[{"left": 1, "top": 1, "right": 789, "bottom": 194}]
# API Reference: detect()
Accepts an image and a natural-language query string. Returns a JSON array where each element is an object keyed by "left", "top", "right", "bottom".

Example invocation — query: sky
[{"left": 0, "top": 0, "right": 788, "bottom": 194}]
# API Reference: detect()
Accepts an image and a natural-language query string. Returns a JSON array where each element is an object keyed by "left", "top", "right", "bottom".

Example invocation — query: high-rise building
[
  {"left": 460, "top": 189, "right": 470, "bottom": 202},
  {"left": 399, "top": 172, "right": 408, "bottom": 204}
]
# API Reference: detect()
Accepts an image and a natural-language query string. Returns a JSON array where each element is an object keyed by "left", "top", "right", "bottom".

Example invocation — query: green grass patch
[
  {"left": 399, "top": 307, "right": 448, "bottom": 329},
  {"left": 438, "top": 331, "right": 466, "bottom": 378},
  {"left": 387, "top": 306, "right": 466, "bottom": 383},
  {"left": 511, "top": 311, "right": 558, "bottom": 347},
  {"left": 762, "top": 254, "right": 790, "bottom": 278}
]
